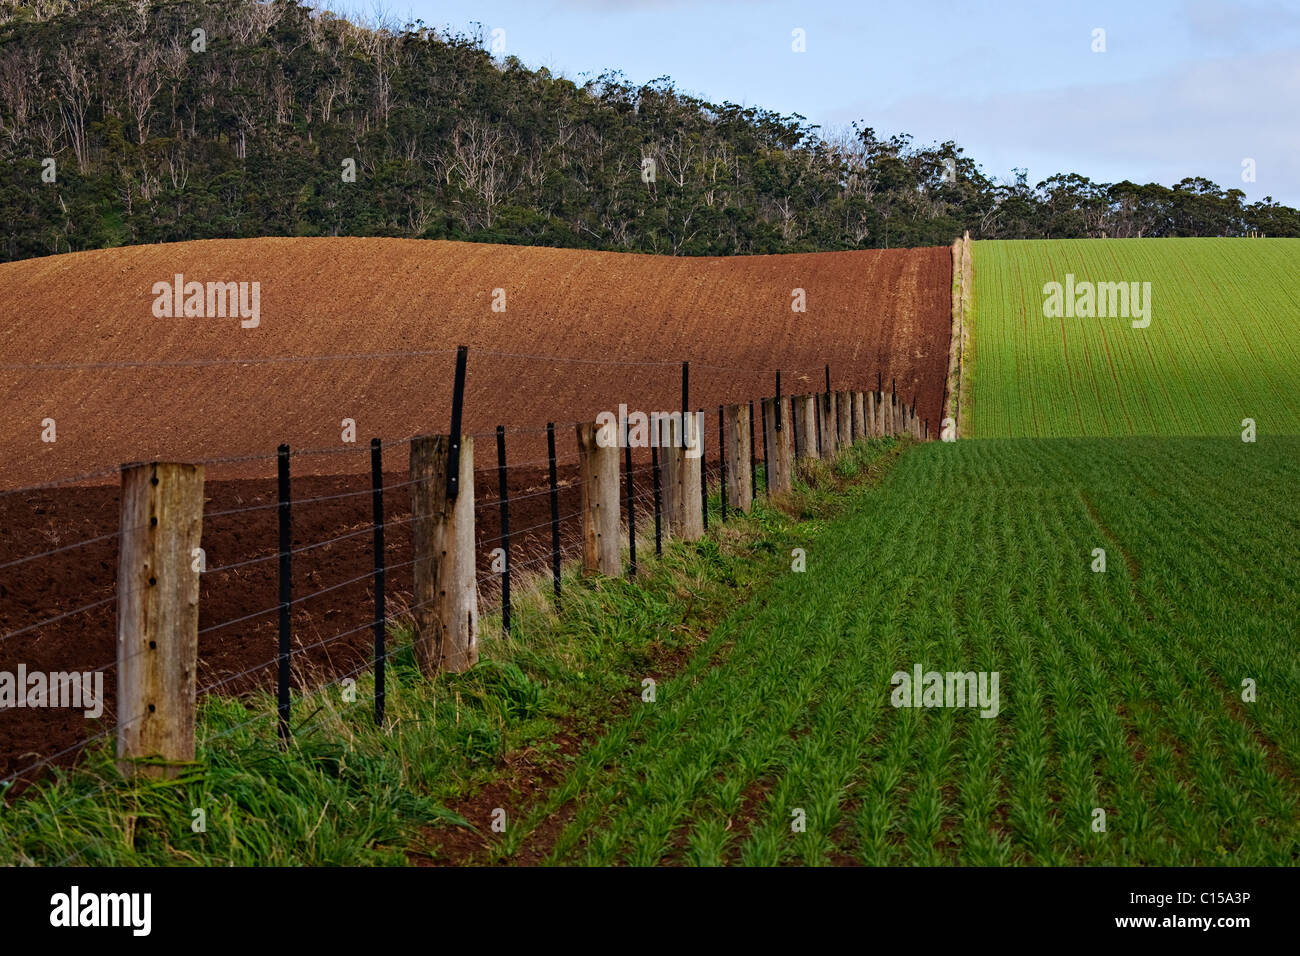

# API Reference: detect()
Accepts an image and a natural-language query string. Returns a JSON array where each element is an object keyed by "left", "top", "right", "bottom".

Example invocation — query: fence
[{"left": 0, "top": 347, "right": 930, "bottom": 800}]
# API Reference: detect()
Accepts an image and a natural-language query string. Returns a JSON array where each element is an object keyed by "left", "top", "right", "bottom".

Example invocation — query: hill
[
  {"left": 0, "top": 237, "right": 951, "bottom": 487},
  {"left": 1, "top": 0, "right": 1296, "bottom": 263}
]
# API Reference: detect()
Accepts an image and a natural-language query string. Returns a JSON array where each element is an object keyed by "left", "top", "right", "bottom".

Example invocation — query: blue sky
[{"left": 331, "top": 0, "right": 1300, "bottom": 205}]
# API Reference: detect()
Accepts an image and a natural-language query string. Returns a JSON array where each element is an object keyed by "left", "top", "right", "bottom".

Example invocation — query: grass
[
  {"left": 6, "top": 434, "right": 1296, "bottom": 866},
  {"left": 0, "top": 439, "right": 901, "bottom": 865},
  {"left": 488, "top": 435, "right": 1300, "bottom": 865},
  {"left": 968, "top": 238, "right": 1300, "bottom": 438}
]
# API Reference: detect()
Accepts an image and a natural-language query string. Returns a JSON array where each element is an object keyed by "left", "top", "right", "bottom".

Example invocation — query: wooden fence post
[
  {"left": 866, "top": 391, "right": 877, "bottom": 438},
  {"left": 680, "top": 411, "right": 704, "bottom": 541},
  {"left": 410, "top": 434, "right": 478, "bottom": 674},
  {"left": 762, "top": 397, "right": 793, "bottom": 493},
  {"left": 853, "top": 392, "right": 867, "bottom": 441},
  {"left": 577, "top": 420, "right": 621, "bottom": 575},
  {"left": 819, "top": 392, "right": 837, "bottom": 456},
  {"left": 836, "top": 390, "right": 853, "bottom": 449},
  {"left": 116, "top": 461, "right": 204, "bottom": 778},
  {"left": 724, "top": 403, "right": 753, "bottom": 514},
  {"left": 793, "top": 395, "right": 818, "bottom": 459},
  {"left": 659, "top": 414, "right": 682, "bottom": 536}
]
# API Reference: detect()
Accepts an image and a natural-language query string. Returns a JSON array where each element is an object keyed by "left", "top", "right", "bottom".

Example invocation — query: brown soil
[
  {"left": 0, "top": 237, "right": 951, "bottom": 785},
  {"left": 0, "top": 237, "right": 951, "bottom": 486}
]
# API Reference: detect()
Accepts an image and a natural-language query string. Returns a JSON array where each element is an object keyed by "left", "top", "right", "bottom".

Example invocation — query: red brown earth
[
  {"left": 0, "top": 237, "right": 950, "bottom": 485},
  {"left": 0, "top": 237, "right": 950, "bottom": 785}
]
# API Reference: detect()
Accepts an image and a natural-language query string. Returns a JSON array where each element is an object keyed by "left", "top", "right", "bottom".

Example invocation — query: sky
[{"left": 329, "top": 0, "right": 1300, "bottom": 206}]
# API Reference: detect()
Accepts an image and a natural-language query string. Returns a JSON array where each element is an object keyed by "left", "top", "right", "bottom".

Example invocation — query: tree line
[{"left": 1, "top": 0, "right": 1295, "bottom": 263}]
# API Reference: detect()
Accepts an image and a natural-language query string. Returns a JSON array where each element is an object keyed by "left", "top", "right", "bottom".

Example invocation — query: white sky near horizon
[{"left": 326, "top": 0, "right": 1300, "bottom": 206}]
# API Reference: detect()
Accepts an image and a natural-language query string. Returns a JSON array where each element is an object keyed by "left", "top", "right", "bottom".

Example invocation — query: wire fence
[{"left": 0, "top": 347, "right": 927, "bottom": 796}]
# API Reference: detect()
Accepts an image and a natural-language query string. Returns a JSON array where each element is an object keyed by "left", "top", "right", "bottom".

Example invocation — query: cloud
[
  {"left": 831, "top": 48, "right": 1300, "bottom": 204},
  {"left": 1177, "top": 0, "right": 1300, "bottom": 54}
]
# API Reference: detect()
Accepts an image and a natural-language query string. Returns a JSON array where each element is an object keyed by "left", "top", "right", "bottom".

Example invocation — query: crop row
[{"left": 497, "top": 436, "right": 1300, "bottom": 864}]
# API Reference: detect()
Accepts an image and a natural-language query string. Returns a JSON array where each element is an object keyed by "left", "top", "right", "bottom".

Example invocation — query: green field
[
  {"left": 968, "top": 238, "right": 1300, "bottom": 438},
  {"left": 4, "top": 436, "right": 1296, "bottom": 866},
  {"left": 492, "top": 436, "right": 1300, "bottom": 865}
]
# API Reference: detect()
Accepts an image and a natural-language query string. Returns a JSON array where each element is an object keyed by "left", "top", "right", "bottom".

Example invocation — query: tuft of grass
[{"left": 782, "top": 437, "right": 905, "bottom": 519}]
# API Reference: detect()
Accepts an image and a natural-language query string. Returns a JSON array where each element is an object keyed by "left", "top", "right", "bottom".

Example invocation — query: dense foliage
[{"left": 2, "top": 0, "right": 1297, "bottom": 262}]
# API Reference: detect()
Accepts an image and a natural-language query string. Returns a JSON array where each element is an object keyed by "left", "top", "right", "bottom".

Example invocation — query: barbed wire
[
  {"left": 0, "top": 345, "right": 844, "bottom": 377},
  {"left": 0, "top": 349, "right": 460, "bottom": 373},
  {"left": 0, "top": 451, "right": 738, "bottom": 830},
  {"left": 0, "top": 371, "right": 825, "bottom": 808},
  {"left": 197, "top": 602, "right": 278, "bottom": 636},
  {"left": 4, "top": 621, "right": 423, "bottom": 855},
  {"left": 0, "top": 593, "right": 118, "bottom": 643},
  {"left": 0, "top": 697, "right": 155, "bottom": 791},
  {"left": 0, "top": 529, "right": 121, "bottom": 573},
  {"left": 2, "top": 499, "right": 582, "bottom": 644},
  {"left": 0, "top": 465, "right": 125, "bottom": 500},
  {"left": 0, "top": 409, "right": 807, "bottom": 500}
]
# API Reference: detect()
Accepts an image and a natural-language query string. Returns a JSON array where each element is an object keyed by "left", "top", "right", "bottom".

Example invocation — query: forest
[{"left": 1, "top": 0, "right": 1296, "bottom": 262}]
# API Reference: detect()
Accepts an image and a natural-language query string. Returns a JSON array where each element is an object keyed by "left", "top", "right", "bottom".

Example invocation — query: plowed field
[
  {"left": 0, "top": 238, "right": 952, "bottom": 784},
  {"left": 0, "top": 237, "right": 949, "bottom": 486}
]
